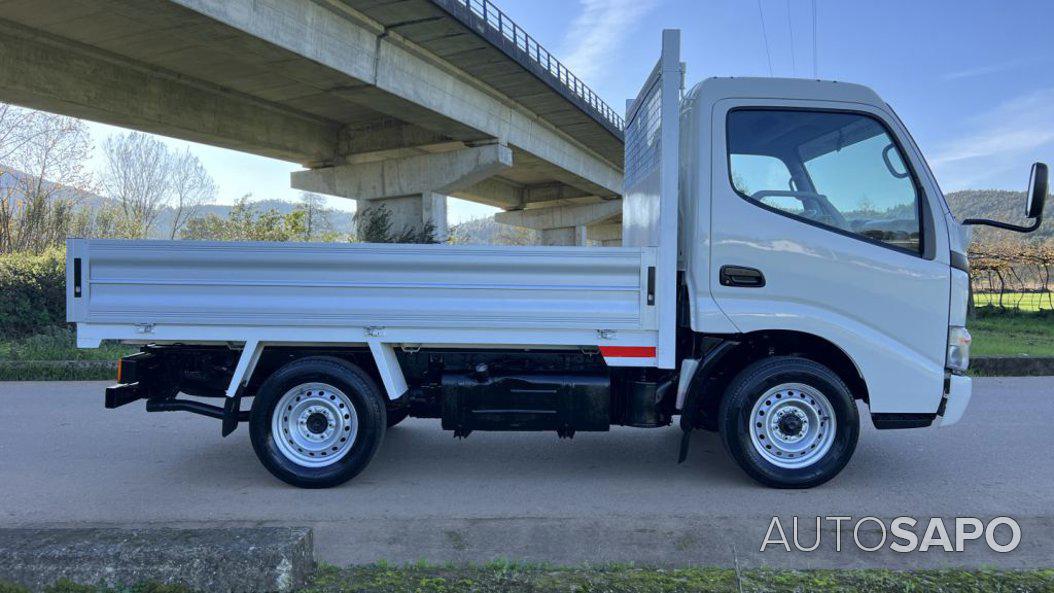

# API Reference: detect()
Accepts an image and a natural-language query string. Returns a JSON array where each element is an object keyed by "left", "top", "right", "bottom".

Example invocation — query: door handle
[{"left": 720, "top": 265, "right": 766, "bottom": 288}]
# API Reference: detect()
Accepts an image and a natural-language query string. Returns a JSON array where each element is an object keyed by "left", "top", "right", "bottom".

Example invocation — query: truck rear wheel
[
  {"left": 718, "top": 356, "right": 859, "bottom": 488},
  {"left": 249, "top": 356, "right": 386, "bottom": 488}
]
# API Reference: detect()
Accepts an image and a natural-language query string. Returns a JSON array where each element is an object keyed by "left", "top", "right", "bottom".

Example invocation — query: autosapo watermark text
[{"left": 760, "top": 516, "right": 1021, "bottom": 553}]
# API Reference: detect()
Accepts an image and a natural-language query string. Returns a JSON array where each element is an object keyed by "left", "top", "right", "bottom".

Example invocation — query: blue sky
[{"left": 85, "top": 0, "right": 1054, "bottom": 219}]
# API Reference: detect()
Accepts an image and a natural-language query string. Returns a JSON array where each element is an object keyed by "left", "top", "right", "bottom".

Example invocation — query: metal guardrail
[{"left": 447, "top": 0, "right": 625, "bottom": 131}]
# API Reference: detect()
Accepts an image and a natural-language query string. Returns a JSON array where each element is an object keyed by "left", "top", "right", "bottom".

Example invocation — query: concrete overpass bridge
[{"left": 0, "top": 0, "right": 625, "bottom": 244}]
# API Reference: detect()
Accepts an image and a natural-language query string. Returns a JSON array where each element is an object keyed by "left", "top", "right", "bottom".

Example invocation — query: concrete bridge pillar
[
  {"left": 494, "top": 200, "right": 622, "bottom": 247},
  {"left": 539, "top": 225, "right": 588, "bottom": 247},
  {"left": 292, "top": 144, "right": 512, "bottom": 243},
  {"left": 586, "top": 222, "right": 623, "bottom": 247},
  {"left": 355, "top": 192, "right": 448, "bottom": 242}
]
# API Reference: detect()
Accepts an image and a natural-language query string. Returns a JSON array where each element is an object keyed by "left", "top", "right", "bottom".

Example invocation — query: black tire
[
  {"left": 718, "top": 356, "right": 859, "bottom": 489},
  {"left": 385, "top": 406, "right": 410, "bottom": 428},
  {"left": 250, "top": 356, "right": 386, "bottom": 488}
]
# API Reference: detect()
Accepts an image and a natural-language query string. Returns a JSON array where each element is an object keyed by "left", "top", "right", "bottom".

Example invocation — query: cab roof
[{"left": 686, "top": 77, "right": 886, "bottom": 108}]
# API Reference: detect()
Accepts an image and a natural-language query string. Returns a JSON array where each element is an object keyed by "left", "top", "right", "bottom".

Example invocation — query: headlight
[{"left": 947, "top": 326, "right": 972, "bottom": 373}]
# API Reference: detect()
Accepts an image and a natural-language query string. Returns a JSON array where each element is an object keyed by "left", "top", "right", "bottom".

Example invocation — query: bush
[
  {"left": 0, "top": 326, "right": 131, "bottom": 362},
  {"left": 0, "top": 581, "right": 31, "bottom": 593},
  {"left": 41, "top": 580, "right": 95, "bottom": 593},
  {"left": 0, "top": 247, "right": 67, "bottom": 338}
]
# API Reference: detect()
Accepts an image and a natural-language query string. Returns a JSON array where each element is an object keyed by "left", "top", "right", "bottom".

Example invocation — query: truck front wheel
[
  {"left": 249, "top": 356, "right": 386, "bottom": 488},
  {"left": 718, "top": 356, "right": 859, "bottom": 488}
]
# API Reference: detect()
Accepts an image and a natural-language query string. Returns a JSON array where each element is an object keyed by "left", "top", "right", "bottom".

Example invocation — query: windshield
[{"left": 727, "top": 109, "right": 923, "bottom": 253}]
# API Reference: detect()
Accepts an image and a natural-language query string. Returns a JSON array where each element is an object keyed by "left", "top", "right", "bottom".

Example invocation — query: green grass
[
  {"left": 302, "top": 564, "right": 1054, "bottom": 593},
  {"left": 973, "top": 292, "right": 1054, "bottom": 312},
  {"left": 970, "top": 308, "right": 1054, "bottom": 357},
  {"left": 0, "top": 360, "right": 118, "bottom": 381},
  {"left": 4, "top": 566, "right": 1053, "bottom": 593},
  {"left": 0, "top": 327, "right": 133, "bottom": 362},
  {"left": 0, "top": 580, "right": 191, "bottom": 593},
  {"left": 0, "top": 327, "right": 133, "bottom": 380}
]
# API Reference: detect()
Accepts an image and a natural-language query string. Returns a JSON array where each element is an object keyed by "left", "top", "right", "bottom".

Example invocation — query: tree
[
  {"left": 168, "top": 148, "right": 216, "bottom": 239},
  {"left": 294, "top": 192, "right": 333, "bottom": 241},
  {"left": 100, "top": 132, "right": 216, "bottom": 239},
  {"left": 100, "top": 132, "right": 171, "bottom": 238},
  {"left": 181, "top": 195, "right": 307, "bottom": 242},
  {"left": 0, "top": 104, "right": 42, "bottom": 163},
  {"left": 70, "top": 201, "right": 138, "bottom": 240},
  {"left": 0, "top": 104, "right": 94, "bottom": 254}
]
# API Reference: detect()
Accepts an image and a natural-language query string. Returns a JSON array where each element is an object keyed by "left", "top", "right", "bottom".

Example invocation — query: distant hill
[
  {"left": 161, "top": 199, "right": 357, "bottom": 238},
  {"left": 944, "top": 190, "right": 1052, "bottom": 246},
  {"left": 2, "top": 167, "right": 359, "bottom": 238},
  {"left": 450, "top": 216, "right": 539, "bottom": 245},
  {"left": 0, "top": 167, "right": 106, "bottom": 207}
]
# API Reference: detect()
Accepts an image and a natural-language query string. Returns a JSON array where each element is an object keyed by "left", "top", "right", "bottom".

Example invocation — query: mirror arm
[{"left": 962, "top": 215, "right": 1042, "bottom": 234}]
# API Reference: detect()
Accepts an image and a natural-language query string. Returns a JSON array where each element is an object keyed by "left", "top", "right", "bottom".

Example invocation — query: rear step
[{"left": 105, "top": 382, "right": 148, "bottom": 409}]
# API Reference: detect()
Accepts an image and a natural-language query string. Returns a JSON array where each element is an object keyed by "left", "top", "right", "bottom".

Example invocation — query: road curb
[
  {"left": 972, "top": 356, "right": 1054, "bottom": 377},
  {"left": 0, "top": 527, "right": 315, "bottom": 592}
]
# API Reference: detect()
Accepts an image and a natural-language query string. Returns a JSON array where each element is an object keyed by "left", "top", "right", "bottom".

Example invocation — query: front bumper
[{"left": 939, "top": 374, "right": 972, "bottom": 427}]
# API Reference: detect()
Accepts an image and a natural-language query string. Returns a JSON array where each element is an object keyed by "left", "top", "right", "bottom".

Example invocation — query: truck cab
[{"left": 680, "top": 76, "right": 968, "bottom": 427}]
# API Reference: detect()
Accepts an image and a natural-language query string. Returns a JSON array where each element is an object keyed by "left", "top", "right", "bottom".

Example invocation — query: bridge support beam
[
  {"left": 494, "top": 200, "right": 622, "bottom": 246},
  {"left": 291, "top": 144, "right": 512, "bottom": 242}
]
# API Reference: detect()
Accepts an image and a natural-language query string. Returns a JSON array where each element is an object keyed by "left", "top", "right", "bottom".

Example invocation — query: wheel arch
[
  {"left": 684, "top": 330, "right": 869, "bottom": 430},
  {"left": 244, "top": 343, "right": 407, "bottom": 400}
]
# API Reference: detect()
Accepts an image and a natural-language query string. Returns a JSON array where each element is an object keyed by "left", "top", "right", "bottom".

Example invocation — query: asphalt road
[{"left": 1, "top": 378, "right": 1052, "bottom": 569}]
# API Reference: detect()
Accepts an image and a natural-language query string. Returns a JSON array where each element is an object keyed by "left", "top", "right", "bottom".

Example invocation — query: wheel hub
[
  {"left": 749, "top": 383, "right": 837, "bottom": 469},
  {"left": 776, "top": 411, "right": 805, "bottom": 437},
  {"left": 272, "top": 383, "right": 358, "bottom": 468},
  {"left": 305, "top": 412, "right": 329, "bottom": 434}
]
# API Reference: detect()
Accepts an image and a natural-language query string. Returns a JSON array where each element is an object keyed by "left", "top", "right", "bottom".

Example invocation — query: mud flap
[{"left": 221, "top": 386, "right": 244, "bottom": 437}]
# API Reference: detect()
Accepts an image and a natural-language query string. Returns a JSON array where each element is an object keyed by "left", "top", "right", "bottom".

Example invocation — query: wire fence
[
  {"left": 969, "top": 243, "right": 1054, "bottom": 312},
  {"left": 450, "top": 0, "right": 625, "bottom": 131}
]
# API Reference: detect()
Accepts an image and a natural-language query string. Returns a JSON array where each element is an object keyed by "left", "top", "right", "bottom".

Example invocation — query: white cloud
[
  {"left": 942, "top": 59, "right": 1028, "bottom": 82},
  {"left": 561, "top": 0, "right": 660, "bottom": 82},
  {"left": 931, "top": 88, "right": 1054, "bottom": 190}
]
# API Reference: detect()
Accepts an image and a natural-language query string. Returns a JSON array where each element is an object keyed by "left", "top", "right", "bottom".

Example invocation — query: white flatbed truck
[{"left": 67, "top": 31, "right": 1046, "bottom": 488}]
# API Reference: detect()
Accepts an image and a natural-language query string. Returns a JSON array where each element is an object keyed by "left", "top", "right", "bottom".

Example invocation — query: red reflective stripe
[{"left": 599, "top": 346, "right": 656, "bottom": 358}]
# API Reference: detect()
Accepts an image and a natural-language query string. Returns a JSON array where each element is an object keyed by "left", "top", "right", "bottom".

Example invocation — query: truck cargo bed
[{"left": 66, "top": 239, "right": 656, "bottom": 336}]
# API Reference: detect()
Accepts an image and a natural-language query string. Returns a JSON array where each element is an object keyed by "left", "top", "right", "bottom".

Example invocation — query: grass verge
[
  {"left": 970, "top": 308, "right": 1054, "bottom": 357},
  {"left": 0, "top": 327, "right": 134, "bottom": 361},
  {"left": 0, "top": 327, "right": 133, "bottom": 380},
  {"left": 305, "top": 564, "right": 1054, "bottom": 593},
  {"left": 0, "top": 360, "right": 117, "bottom": 381},
  {"left": 973, "top": 292, "right": 1054, "bottom": 312},
  {"left": 3, "top": 566, "right": 1054, "bottom": 593}
]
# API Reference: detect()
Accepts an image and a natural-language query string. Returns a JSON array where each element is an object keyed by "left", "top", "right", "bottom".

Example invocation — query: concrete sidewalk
[{"left": 1, "top": 378, "right": 1051, "bottom": 568}]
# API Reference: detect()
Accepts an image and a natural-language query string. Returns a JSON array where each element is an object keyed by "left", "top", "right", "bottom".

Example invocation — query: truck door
[{"left": 709, "top": 100, "right": 951, "bottom": 414}]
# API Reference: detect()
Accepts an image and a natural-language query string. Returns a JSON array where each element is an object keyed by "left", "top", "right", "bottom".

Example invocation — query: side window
[{"left": 727, "top": 109, "right": 922, "bottom": 254}]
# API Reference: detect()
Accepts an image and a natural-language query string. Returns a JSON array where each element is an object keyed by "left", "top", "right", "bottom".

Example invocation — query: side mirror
[
  {"left": 1025, "top": 162, "right": 1047, "bottom": 219},
  {"left": 963, "top": 162, "right": 1047, "bottom": 233}
]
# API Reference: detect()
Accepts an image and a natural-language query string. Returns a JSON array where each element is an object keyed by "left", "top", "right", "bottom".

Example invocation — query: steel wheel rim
[
  {"left": 272, "top": 382, "right": 358, "bottom": 468},
  {"left": 748, "top": 382, "right": 836, "bottom": 469}
]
